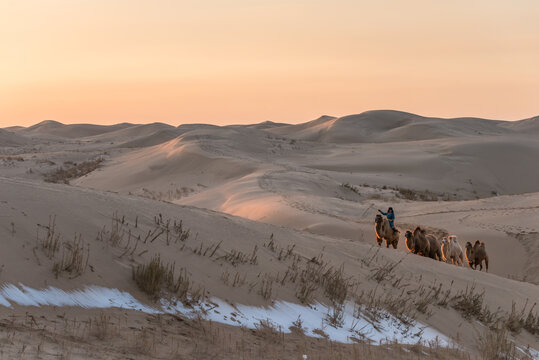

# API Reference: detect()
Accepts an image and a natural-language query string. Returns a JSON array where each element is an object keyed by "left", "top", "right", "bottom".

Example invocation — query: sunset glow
[{"left": 1, "top": 0, "right": 538, "bottom": 126}]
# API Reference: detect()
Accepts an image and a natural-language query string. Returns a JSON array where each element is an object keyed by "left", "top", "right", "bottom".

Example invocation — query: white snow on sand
[{"left": 1, "top": 283, "right": 452, "bottom": 346}]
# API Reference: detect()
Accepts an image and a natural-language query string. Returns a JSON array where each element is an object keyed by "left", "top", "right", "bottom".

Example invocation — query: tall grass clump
[{"left": 132, "top": 254, "right": 192, "bottom": 301}]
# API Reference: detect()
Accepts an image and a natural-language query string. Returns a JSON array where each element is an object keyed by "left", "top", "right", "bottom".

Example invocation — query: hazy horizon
[
  {"left": 3, "top": 108, "right": 539, "bottom": 130},
  {"left": 2, "top": 0, "right": 538, "bottom": 127}
]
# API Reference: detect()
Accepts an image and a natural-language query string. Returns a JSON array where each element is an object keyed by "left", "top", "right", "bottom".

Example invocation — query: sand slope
[
  {"left": 1, "top": 176, "right": 538, "bottom": 354},
  {"left": 2, "top": 111, "right": 539, "bottom": 357},
  {"left": 19, "top": 120, "right": 134, "bottom": 139},
  {"left": 269, "top": 110, "right": 519, "bottom": 143},
  {"left": 0, "top": 128, "right": 31, "bottom": 147}
]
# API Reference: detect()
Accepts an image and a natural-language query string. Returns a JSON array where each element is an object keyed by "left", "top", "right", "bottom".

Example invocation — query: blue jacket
[{"left": 379, "top": 211, "right": 395, "bottom": 222}]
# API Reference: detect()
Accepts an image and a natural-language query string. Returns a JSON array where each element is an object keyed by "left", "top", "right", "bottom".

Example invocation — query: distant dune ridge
[
  {"left": 0, "top": 128, "right": 31, "bottom": 146},
  {"left": 268, "top": 110, "right": 536, "bottom": 143},
  {"left": 1, "top": 110, "right": 539, "bottom": 358},
  {"left": 19, "top": 119, "right": 134, "bottom": 139}
]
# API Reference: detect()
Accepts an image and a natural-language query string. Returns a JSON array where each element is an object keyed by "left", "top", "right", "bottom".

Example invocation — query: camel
[
  {"left": 404, "top": 227, "right": 430, "bottom": 257},
  {"left": 465, "top": 240, "right": 489, "bottom": 272},
  {"left": 374, "top": 214, "right": 399, "bottom": 249},
  {"left": 441, "top": 235, "right": 464, "bottom": 265},
  {"left": 426, "top": 234, "right": 443, "bottom": 261}
]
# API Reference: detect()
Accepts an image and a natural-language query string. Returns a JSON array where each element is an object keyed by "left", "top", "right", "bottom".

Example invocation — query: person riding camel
[{"left": 378, "top": 207, "right": 397, "bottom": 233}]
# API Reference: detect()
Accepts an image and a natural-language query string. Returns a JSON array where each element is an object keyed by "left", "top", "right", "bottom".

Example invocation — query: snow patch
[{"left": 6, "top": 282, "right": 531, "bottom": 349}]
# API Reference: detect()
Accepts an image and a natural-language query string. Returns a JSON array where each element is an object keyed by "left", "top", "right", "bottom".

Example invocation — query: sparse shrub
[
  {"left": 475, "top": 326, "right": 521, "bottom": 360},
  {"left": 53, "top": 234, "right": 90, "bottom": 278},
  {"left": 289, "top": 316, "right": 305, "bottom": 334},
  {"left": 450, "top": 284, "right": 498, "bottom": 325},
  {"left": 132, "top": 254, "right": 173, "bottom": 296},
  {"left": 253, "top": 319, "right": 284, "bottom": 344},
  {"left": 451, "top": 285, "right": 486, "bottom": 321},
  {"left": 505, "top": 300, "right": 539, "bottom": 335},
  {"left": 89, "top": 313, "right": 117, "bottom": 340},
  {"left": 368, "top": 258, "right": 403, "bottom": 283},
  {"left": 219, "top": 245, "right": 258, "bottom": 266},
  {"left": 325, "top": 304, "right": 345, "bottom": 328},
  {"left": 44, "top": 157, "right": 104, "bottom": 184},
  {"left": 341, "top": 183, "right": 361, "bottom": 195},
  {"left": 37, "top": 215, "right": 61, "bottom": 258},
  {"left": 132, "top": 254, "right": 192, "bottom": 302},
  {"left": 258, "top": 276, "right": 273, "bottom": 300},
  {"left": 394, "top": 186, "right": 449, "bottom": 201},
  {"left": 173, "top": 220, "right": 190, "bottom": 242}
]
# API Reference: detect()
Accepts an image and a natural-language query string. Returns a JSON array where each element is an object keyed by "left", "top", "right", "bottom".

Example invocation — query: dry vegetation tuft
[
  {"left": 44, "top": 157, "right": 104, "bottom": 184},
  {"left": 132, "top": 254, "right": 198, "bottom": 303},
  {"left": 52, "top": 234, "right": 90, "bottom": 278}
]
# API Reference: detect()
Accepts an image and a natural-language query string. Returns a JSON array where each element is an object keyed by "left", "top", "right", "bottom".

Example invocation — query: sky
[{"left": 1, "top": 0, "right": 538, "bottom": 127}]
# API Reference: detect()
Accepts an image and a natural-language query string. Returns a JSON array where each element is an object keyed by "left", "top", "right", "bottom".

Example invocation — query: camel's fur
[
  {"left": 441, "top": 235, "right": 464, "bottom": 265},
  {"left": 374, "top": 214, "right": 399, "bottom": 249},
  {"left": 465, "top": 240, "right": 489, "bottom": 272},
  {"left": 426, "top": 234, "right": 443, "bottom": 261},
  {"left": 404, "top": 227, "right": 430, "bottom": 257}
]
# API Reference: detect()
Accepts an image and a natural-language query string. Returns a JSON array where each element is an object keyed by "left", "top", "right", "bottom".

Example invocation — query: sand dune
[
  {"left": 1, "top": 176, "right": 538, "bottom": 356},
  {"left": 84, "top": 122, "right": 178, "bottom": 144},
  {"left": 269, "top": 110, "right": 518, "bottom": 143},
  {"left": 0, "top": 128, "right": 31, "bottom": 146},
  {"left": 1, "top": 111, "right": 538, "bottom": 358},
  {"left": 503, "top": 115, "right": 539, "bottom": 133},
  {"left": 20, "top": 120, "right": 134, "bottom": 139},
  {"left": 75, "top": 133, "right": 257, "bottom": 196}
]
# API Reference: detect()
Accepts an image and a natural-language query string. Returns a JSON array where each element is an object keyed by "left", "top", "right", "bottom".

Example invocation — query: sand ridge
[{"left": 1, "top": 110, "right": 538, "bottom": 358}]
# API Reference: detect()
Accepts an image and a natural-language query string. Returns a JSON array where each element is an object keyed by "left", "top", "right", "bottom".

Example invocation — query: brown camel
[
  {"left": 404, "top": 227, "right": 430, "bottom": 257},
  {"left": 465, "top": 240, "right": 489, "bottom": 272},
  {"left": 426, "top": 234, "right": 443, "bottom": 261},
  {"left": 374, "top": 214, "right": 399, "bottom": 249}
]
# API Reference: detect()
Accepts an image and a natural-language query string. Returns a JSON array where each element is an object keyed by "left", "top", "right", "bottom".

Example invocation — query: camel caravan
[{"left": 374, "top": 208, "right": 489, "bottom": 271}]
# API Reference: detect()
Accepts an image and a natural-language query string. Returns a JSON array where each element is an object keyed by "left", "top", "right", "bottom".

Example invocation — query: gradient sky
[{"left": 1, "top": 0, "right": 538, "bottom": 127}]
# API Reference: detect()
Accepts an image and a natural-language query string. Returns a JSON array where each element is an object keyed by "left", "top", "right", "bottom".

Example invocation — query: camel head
[
  {"left": 404, "top": 230, "right": 414, "bottom": 252},
  {"left": 375, "top": 214, "right": 383, "bottom": 224},
  {"left": 449, "top": 236, "right": 458, "bottom": 245}
]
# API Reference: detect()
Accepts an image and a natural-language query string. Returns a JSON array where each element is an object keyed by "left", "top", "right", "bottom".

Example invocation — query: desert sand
[{"left": 1, "top": 110, "right": 538, "bottom": 359}]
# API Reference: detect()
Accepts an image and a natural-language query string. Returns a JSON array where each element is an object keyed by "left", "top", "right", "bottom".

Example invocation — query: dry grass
[
  {"left": 475, "top": 326, "right": 532, "bottom": 360},
  {"left": 504, "top": 301, "right": 539, "bottom": 335},
  {"left": 450, "top": 284, "right": 498, "bottom": 324},
  {"left": 341, "top": 182, "right": 361, "bottom": 195},
  {"left": 132, "top": 254, "right": 197, "bottom": 303},
  {"left": 52, "top": 234, "right": 90, "bottom": 278},
  {"left": 37, "top": 215, "right": 61, "bottom": 258},
  {"left": 368, "top": 258, "right": 404, "bottom": 283},
  {"left": 218, "top": 245, "right": 258, "bottom": 266},
  {"left": 138, "top": 186, "right": 195, "bottom": 202},
  {"left": 88, "top": 313, "right": 120, "bottom": 341},
  {"left": 44, "top": 157, "right": 104, "bottom": 184},
  {"left": 253, "top": 319, "right": 284, "bottom": 344}
]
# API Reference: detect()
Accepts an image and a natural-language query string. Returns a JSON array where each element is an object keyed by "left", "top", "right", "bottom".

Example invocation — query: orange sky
[{"left": 1, "top": 0, "right": 538, "bottom": 127}]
